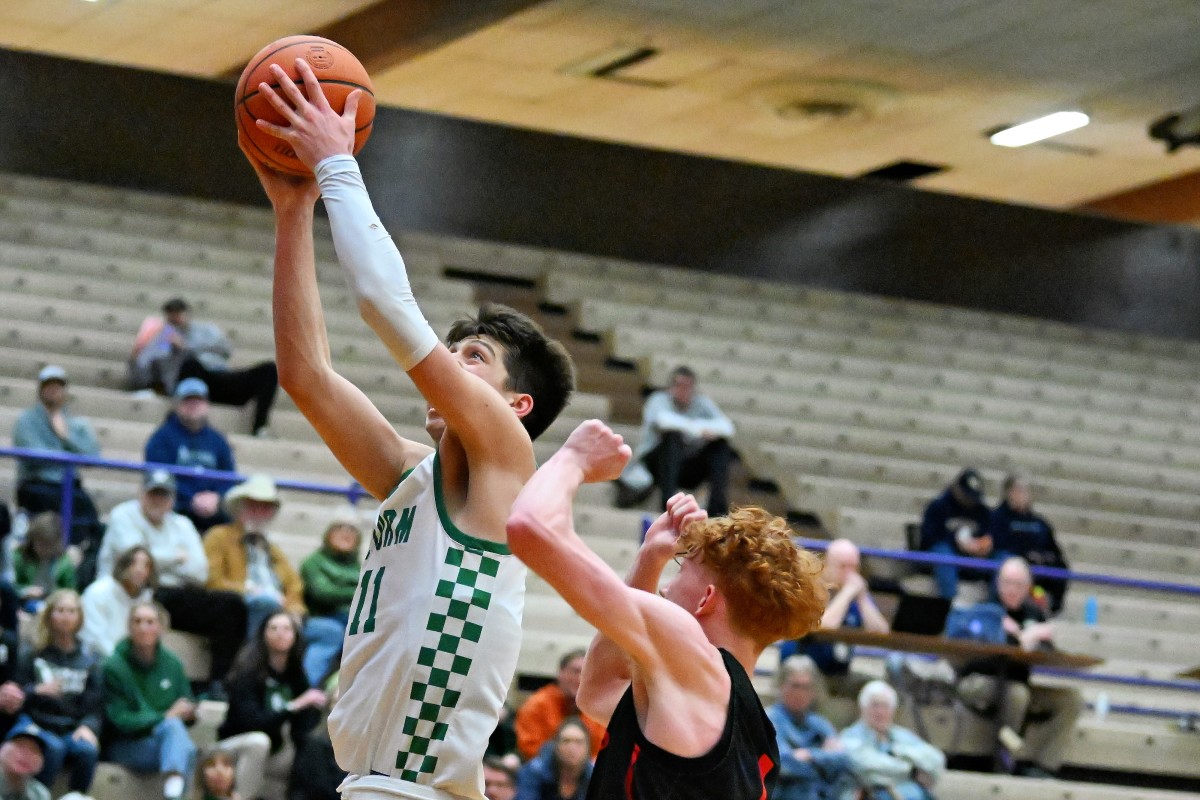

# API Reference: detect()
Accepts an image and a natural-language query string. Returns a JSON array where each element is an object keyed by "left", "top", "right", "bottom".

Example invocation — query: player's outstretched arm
[
  {"left": 240, "top": 139, "right": 429, "bottom": 500},
  {"left": 508, "top": 424, "right": 725, "bottom": 718},
  {"left": 577, "top": 493, "right": 707, "bottom": 724},
  {"left": 257, "top": 61, "right": 534, "bottom": 465}
]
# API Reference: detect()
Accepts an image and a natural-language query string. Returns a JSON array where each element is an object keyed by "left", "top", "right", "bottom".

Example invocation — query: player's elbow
[{"left": 505, "top": 510, "right": 546, "bottom": 563}]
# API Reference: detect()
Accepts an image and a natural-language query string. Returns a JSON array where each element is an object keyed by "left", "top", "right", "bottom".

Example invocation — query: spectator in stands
[
  {"left": 196, "top": 750, "right": 240, "bottom": 800},
  {"left": 515, "top": 718, "right": 593, "bottom": 800},
  {"left": 514, "top": 649, "right": 605, "bottom": 761},
  {"left": 101, "top": 600, "right": 197, "bottom": 800},
  {"left": 0, "top": 719, "right": 53, "bottom": 800},
  {"left": 129, "top": 298, "right": 278, "bottom": 436},
  {"left": 767, "top": 655, "right": 853, "bottom": 800},
  {"left": 616, "top": 366, "right": 735, "bottom": 515},
  {"left": 0, "top": 595, "right": 24, "bottom": 742},
  {"left": 841, "top": 680, "right": 944, "bottom": 800},
  {"left": 299, "top": 511, "right": 361, "bottom": 687},
  {"left": 488, "top": 706, "right": 520, "bottom": 770},
  {"left": 955, "top": 557, "right": 1083, "bottom": 778},
  {"left": 11, "top": 513, "right": 75, "bottom": 614},
  {"left": 287, "top": 666, "right": 345, "bottom": 800},
  {"left": 12, "top": 366, "right": 103, "bottom": 547},
  {"left": 919, "top": 469, "right": 992, "bottom": 600},
  {"left": 217, "top": 612, "right": 326, "bottom": 800},
  {"left": 144, "top": 378, "right": 236, "bottom": 534},
  {"left": 483, "top": 756, "right": 518, "bottom": 800},
  {"left": 988, "top": 473, "right": 1069, "bottom": 614},
  {"left": 98, "top": 469, "right": 248, "bottom": 690},
  {"left": 80, "top": 546, "right": 155, "bottom": 658},
  {"left": 13, "top": 589, "right": 101, "bottom": 794},
  {"left": 790, "top": 539, "right": 888, "bottom": 724},
  {"left": 204, "top": 474, "right": 305, "bottom": 638}
]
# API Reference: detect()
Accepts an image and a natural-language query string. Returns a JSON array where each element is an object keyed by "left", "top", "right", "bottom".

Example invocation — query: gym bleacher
[{"left": 2, "top": 170, "right": 1199, "bottom": 799}]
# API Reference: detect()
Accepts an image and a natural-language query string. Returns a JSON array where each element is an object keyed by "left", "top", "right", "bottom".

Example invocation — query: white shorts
[{"left": 339, "top": 774, "right": 475, "bottom": 800}]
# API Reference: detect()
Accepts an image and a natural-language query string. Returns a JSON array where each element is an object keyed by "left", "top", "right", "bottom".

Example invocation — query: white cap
[{"left": 37, "top": 365, "right": 68, "bottom": 385}]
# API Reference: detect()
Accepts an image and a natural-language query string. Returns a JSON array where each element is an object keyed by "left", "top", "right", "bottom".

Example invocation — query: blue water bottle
[{"left": 1084, "top": 595, "right": 1099, "bottom": 626}]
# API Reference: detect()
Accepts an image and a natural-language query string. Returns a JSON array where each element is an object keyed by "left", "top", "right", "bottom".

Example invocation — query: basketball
[{"left": 235, "top": 35, "right": 375, "bottom": 176}]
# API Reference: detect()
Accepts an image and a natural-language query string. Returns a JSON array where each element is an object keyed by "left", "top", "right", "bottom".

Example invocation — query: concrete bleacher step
[
  {"left": 568, "top": 262, "right": 1200, "bottom": 360},
  {"left": 0, "top": 259, "right": 469, "bottom": 337},
  {"left": 756, "top": 441, "right": 1200, "bottom": 529},
  {"left": 598, "top": 298, "right": 1200, "bottom": 398},
  {"left": 612, "top": 326, "right": 1200, "bottom": 428},
  {"left": 774, "top": 470, "right": 1200, "bottom": 549},
  {"left": 548, "top": 267, "right": 1200, "bottom": 362},
  {"left": 832, "top": 505, "right": 1200, "bottom": 584},
  {"left": 574, "top": 295, "right": 1200, "bottom": 382},
  {"left": 685, "top": 356, "right": 1200, "bottom": 454},
  {"left": 937, "top": 769, "right": 1200, "bottom": 800},
  {"left": 733, "top": 405, "right": 1200, "bottom": 490}
]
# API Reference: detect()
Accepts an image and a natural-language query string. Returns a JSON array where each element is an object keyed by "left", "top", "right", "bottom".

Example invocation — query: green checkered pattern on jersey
[{"left": 395, "top": 546, "right": 501, "bottom": 782}]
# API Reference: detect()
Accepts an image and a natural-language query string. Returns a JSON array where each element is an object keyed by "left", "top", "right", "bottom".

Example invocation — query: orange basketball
[{"left": 235, "top": 35, "right": 375, "bottom": 176}]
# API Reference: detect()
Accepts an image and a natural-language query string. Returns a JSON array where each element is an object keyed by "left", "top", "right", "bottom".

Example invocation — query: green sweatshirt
[
  {"left": 102, "top": 638, "right": 192, "bottom": 739},
  {"left": 300, "top": 546, "right": 361, "bottom": 618},
  {"left": 11, "top": 550, "right": 76, "bottom": 596}
]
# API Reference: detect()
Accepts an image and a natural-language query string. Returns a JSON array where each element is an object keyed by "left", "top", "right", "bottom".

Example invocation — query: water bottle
[
  {"left": 1094, "top": 691, "right": 1110, "bottom": 721},
  {"left": 1084, "top": 595, "right": 1099, "bottom": 626}
]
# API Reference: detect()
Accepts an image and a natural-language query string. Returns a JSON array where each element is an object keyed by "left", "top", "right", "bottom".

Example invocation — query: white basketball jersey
[{"left": 328, "top": 452, "right": 526, "bottom": 800}]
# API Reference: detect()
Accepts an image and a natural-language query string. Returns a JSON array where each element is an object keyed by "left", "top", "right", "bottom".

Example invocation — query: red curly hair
[{"left": 676, "top": 506, "right": 827, "bottom": 648}]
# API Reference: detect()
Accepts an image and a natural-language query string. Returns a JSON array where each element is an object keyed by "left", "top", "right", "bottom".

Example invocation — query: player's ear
[
  {"left": 694, "top": 584, "right": 719, "bottom": 617},
  {"left": 509, "top": 392, "right": 534, "bottom": 419}
]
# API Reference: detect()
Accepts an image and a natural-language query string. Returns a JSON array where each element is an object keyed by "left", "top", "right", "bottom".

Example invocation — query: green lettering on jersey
[
  {"left": 372, "top": 506, "right": 417, "bottom": 552},
  {"left": 397, "top": 505, "right": 417, "bottom": 544}
]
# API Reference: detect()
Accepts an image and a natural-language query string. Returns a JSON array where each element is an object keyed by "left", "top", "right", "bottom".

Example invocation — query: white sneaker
[{"left": 163, "top": 774, "right": 185, "bottom": 800}]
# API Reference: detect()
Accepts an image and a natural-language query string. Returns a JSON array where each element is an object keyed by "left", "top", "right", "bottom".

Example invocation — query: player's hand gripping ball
[{"left": 236, "top": 35, "right": 375, "bottom": 176}]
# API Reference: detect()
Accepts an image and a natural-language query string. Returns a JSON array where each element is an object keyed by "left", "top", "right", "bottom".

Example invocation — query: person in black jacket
[
  {"left": 0, "top": 595, "right": 24, "bottom": 742},
  {"left": 13, "top": 589, "right": 102, "bottom": 794},
  {"left": 988, "top": 474, "right": 1069, "bottom": 614},
  {"left": 217, "top": 612, "right": 326, "bottom": 800},
  {"left": 918, "top": 469, "right": 992, "bottom": 600}
]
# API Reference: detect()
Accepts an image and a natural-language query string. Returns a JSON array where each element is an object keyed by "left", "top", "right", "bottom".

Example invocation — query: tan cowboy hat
[{"left": 224, "top": 473, "right": 281, "bottom": 515}]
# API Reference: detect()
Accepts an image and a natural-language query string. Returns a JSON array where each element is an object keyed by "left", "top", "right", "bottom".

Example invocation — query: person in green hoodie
[
  {"left": 101, "top": 600, "right": 196, "bottom": 800},
  {"left": 11, "top": 514, "right": 75, "bottom": 614},
  {"left": 299, "top": 512, "right": 363, "bottom": 687}
]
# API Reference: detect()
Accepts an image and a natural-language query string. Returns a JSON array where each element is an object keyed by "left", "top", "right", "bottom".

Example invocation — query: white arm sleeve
[{"left": 315, "top": 154, "right": 439, "bottom": 370}]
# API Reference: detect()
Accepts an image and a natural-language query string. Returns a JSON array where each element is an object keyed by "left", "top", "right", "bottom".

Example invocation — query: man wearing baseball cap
[
  {"left": 918, "top": 468, "right": 993, "bottom": 600},
  {"left": 98, "top": 469, "right": 247, "bottom": 691},
  {"left": 131, "top": 297, "right": 279, "bottom": 436},
  {"left": 143, "top": 379, "right": 236, "bottom": 534},
  {"left": 0, "top": 718, "right": 52, "bottom": 800},
  {"left": 12, "top": 366, "right": 104, "bottom": 548}
]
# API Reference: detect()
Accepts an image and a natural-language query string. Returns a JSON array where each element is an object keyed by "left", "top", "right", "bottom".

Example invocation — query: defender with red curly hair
[{"left": 508, "top": 420, "right": 828, "bottom": 800}]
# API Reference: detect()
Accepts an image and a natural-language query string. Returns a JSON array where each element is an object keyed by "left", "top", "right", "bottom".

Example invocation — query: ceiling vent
[
  {"left": 859, "top": 160, "right": 948, "bottom": 182},
  {"left": 749, "top": 78, "right": 901, "bottom": 126},
  {"left": 560, "top": 44, "right": 665, "bottom": 87}
]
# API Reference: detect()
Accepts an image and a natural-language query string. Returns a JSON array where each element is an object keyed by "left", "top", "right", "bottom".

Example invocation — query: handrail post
[{"left": 59, "top": 463, "right": 76, "bottom": 547}]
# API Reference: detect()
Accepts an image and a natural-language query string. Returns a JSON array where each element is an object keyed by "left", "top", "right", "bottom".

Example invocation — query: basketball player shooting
[
  {"left": 507, "top": 420, "right": 828, "bottom": 799},
  {"left": 239, "top": 59, "right": 574, "bottom": 800}
]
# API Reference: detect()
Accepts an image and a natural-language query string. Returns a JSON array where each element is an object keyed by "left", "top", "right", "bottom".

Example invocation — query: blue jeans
[
  {"left": 105, "top": 717, "right": 196, "bottom": 783},
  {"left": 19, "top": 717, "right": 99, "bottom": 793},
  {"left": 303, "top": 614, "right": 347, "bottom": 687},
  {"left": 245, "top": 593, "right": 283, "bottom": 639},
  {"left": 930, "top": 541, "right": 959, "bottom": 599}
]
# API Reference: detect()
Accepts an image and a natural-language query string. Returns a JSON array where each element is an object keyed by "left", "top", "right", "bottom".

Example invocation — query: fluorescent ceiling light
[{"left": 989, "top": 111, "right": 1089, "bottom": 147}]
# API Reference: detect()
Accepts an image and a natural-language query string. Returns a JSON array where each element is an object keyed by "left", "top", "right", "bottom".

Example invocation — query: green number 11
[{"left": 349, "top": 567, "right": 386, "bottom": 635}]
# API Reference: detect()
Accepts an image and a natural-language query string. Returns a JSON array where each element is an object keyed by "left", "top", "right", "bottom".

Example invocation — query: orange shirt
[{"left": 514, "top": 683, "right": 606, "bottom": 761}]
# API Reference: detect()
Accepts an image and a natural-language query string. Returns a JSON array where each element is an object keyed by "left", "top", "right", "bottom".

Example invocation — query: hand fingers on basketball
[
  {"left": 255, "top": 117, "right": 292, "bottom": 142},
  {"left": 269, "top": 63, "right": 310, "bottom": 112},
  {"left": 342, "top": 89, "right": 363, "bottom": 123},
  {"left": 258, "top": 80, "right": 303, "bottom": 127},
  {"left": 295, "top": 58, "right": 333, "bottom": 112}
]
